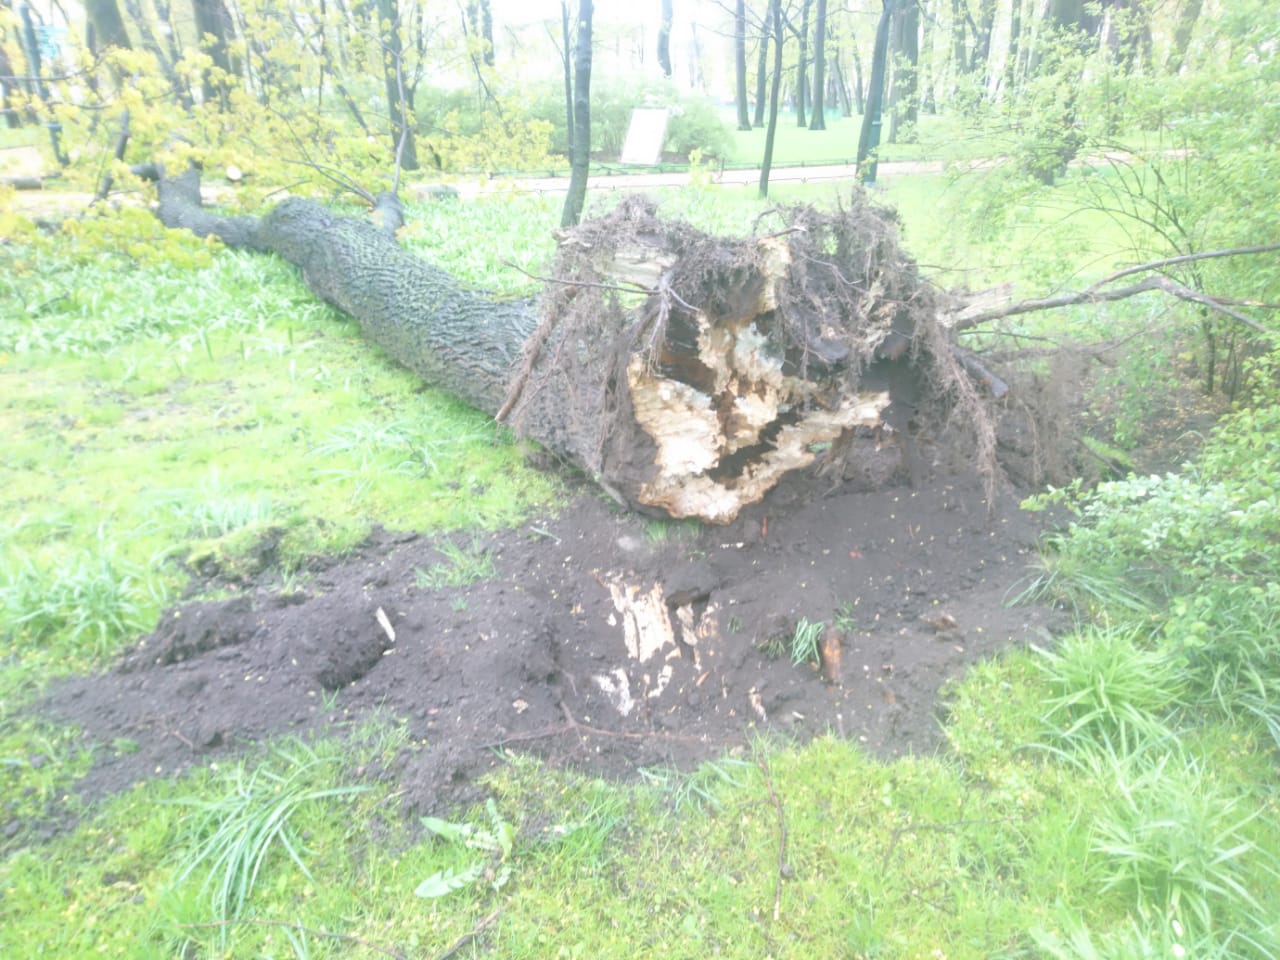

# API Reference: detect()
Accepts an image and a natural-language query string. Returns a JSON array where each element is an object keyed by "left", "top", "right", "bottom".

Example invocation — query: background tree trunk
[
  {"left": 887, "top": 0, "right": 917, "bottom": 143},
  {"left": 857, "top": 0, "right": 892, "bottom": 180},
  {"left": 1165, "top": 0, "right": 1201, "bottom": 73},
  {"left": 794, "top": 0, "right": 811, "bottom": 127},
  {"left": 808, "top": 0, "right": 827, "bottom": 130},
  {"left": 377, "top": 0, "right": 420, "bottom": 172},
  {"left": 734, "top": 0, "right": 751, "bottom": 130},
  {"left": 657, "top": 0, "right": 673, "bottom": 77},
  {"left": 561, "top": 0, "right": 592, "bottom": 227},
  {"left": 753, "top": 3, "right": 771, "bottom": 127},
  {"left": 192, "top": 0, "right": 234, "bottom": 108},
  {"left": 758, "top": 0, "right": 784, "bottom": 197},
  {"left": 85, "top": 0, "right": 132, "bottom": 53}
]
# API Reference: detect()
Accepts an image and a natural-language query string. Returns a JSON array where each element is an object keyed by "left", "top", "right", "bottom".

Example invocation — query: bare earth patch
[{"left": 43, "top": 466, "right": 1065, "bottom": 818}]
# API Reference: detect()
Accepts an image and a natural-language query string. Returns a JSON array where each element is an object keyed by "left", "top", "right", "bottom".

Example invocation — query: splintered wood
[{"left": 617, "top": 237, "right": 891, "bottom": 522}]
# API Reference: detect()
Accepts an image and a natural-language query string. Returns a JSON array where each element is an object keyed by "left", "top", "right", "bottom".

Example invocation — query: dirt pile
[{"left": 45, "top": 468, "right": 1065, "bottom": 817}]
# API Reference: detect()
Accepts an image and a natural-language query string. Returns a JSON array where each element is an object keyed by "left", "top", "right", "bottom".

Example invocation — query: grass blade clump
[
  {"left": 167, "top": 740, "right": 368, "bottom": 929},
  {"left": 1033, "top": 628, "right": 1183, "bottom": 754}
]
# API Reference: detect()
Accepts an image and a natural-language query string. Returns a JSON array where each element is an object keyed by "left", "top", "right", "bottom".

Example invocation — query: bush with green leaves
[{"left": 529, "top": 78, "right": 733, "bottom": 162}]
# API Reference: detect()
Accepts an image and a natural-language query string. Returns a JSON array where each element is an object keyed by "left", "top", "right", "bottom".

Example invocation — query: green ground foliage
[
  {"left": 3, "top": 3, "right": 1279, "bottom": 956},
  {"left": 3, "top": 179, "right": 1277, "bottom": 957}
]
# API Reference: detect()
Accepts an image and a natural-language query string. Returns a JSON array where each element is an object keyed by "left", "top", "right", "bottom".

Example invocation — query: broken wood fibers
[{"left": 503, "top": 196, "right": 961, "bottom": 523}]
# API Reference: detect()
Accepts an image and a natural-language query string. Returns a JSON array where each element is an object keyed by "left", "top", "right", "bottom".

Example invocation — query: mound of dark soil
[{"left": 43, "top": 468, "right": 1065, "bottom": 817}]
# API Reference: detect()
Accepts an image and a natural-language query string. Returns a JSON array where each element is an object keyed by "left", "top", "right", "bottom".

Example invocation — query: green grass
[
  {"left": 2, "top": 162, "right": 1279, "bottom": 958},
  {"left": 0, "top": 221, "right": 558, "bottom": 674}
]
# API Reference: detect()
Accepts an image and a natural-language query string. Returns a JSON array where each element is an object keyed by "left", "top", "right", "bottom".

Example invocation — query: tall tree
[
  {"left": 376, "top": 0, "right": 419, "bottom": 171},
  {"left": 1165, "top": 0, "right": 1201, "bottom": 73},
  {"left": 808, "top": 0, "right": 827, "bottom": 129},
  {"left": 1003, "top": 0, "right": 1024, "bottom": 97},
  {"left": 85, "top": 0, "right": 131, "bottom": 53},
  {"left": 657, "top": 0, "right": 673, "bottom": 77},
  {"left": 831, "top": 44, "right": 854, "bottom": 116},
  {"left": 466, "top": 0, "right": 495, "bottom": 67},
  {"left": 887, "top": 0, "right": 917, "bottom": 142},
  {"left": 758, "top": 0, "right": 784, "bottom": 197},
  {"left": 794, "top": 0, "right": 811, "bottom": 127},
  {"left": 560, "top": 0, "right": 574, "bottom": 154},
  {"left": 753, "top": 0, "right": 772, "bottom": 127},
  {"left": 850, "top": 41, "right": 866, "bottom": 114},
  {"left": 191, "top": 0, "right": 234, "bottom": 108},
  {"left": 561, "top": 0, "right": 593, "bottom": 227},
  {"left": 734, "top": 0, "right": 751, "bottom": 130},
  {"left": 857, "top": 0, "right": 892, "bottom": 182}
]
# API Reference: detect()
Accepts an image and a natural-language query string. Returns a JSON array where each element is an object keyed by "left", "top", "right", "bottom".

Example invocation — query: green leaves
[{"left": 415, "top": 799, "right": 515, "bottom": 899}]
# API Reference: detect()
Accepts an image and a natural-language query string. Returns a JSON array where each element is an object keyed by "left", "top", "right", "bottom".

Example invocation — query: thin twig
[
  {"left": 756, "top": 758, "right": 788, "bottom": 923},
  {"left": 953, "top": 245, "right": 1280, "bottom": 334},
  {"left": 1087, "top": 243, "right": 1280, "bottom": 290},
  {"left": 483, "top": 722, "right": 743, "bottom": 749},
  {"left": 176, "top": 919, "right": 405, "bottom": 959},
  {"left": 430, "top": 907, "right": 504, "bottom": 960},
  {"left": 954, "top": 274, "right": 1276, "bottom": 336}
]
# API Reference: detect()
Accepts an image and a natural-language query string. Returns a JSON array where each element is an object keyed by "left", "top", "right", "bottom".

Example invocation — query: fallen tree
[
  {"left": 140, "top": 167, "right": 1277, "bottom": 523},
  {"left": 145, "top": 166, "right": 999, "bottom": 522}
]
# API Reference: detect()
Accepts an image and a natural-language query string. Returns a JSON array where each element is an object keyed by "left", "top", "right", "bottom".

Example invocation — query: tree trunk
[
  {"left": 808, "top": 0, "right": 827, "bottom": 130},
  {"left": 850, "top": 41, "right": 865, "bottom": 114},
  {"left": 795, "top": 0, "right": 811, "bottom": 127},
  {"left": 0, "top": 46, "right": 18, "bottom": 129},
  {"left": 753, "top": 3, "right": 772, "bottom": 127},
  {"left": 1003, "top": 0, "right": 1023, "bottom": 98},
  {"left": 734, "top": 0, "right": 751, "bottom": 130},
  {"left": 887, "top": 0, "right": 917, "bottom": 143},
  {"left": 377, "top": 0, "right": 419, "bottom": 172},
  {"left": 857, "top": 0, "right": 892, "bottom": 180},
  {"left": 561, "top": 0, "right": 575, "bottom": 154},
  {"left": 758, "top": 0, "right": 785, "bottom": 197},
  {"left": 561, "top": 0, "right": 592, "bottom": 228},
  {"left": 831, "top": 45, "right": 853, "bottom": 117},
  {"left": 1165, "top": 0, "right": 1201, "bottom": 74},
  {"left": 147, "top": 166, "right": 980, "bottom": 524},
  {"left": 85, "top": 0, "right": 132, "bottom": 53},
  {"left": 192, "top": 0, "right": 234, "bottom": 108},
  {"left": 657, "top": 0, "right": 673, "bottom": 77}
]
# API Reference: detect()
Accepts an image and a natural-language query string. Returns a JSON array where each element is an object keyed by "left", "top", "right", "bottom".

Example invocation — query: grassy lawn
[{"left": 2, "top": 177, "right": 1278, "bottom": 958}]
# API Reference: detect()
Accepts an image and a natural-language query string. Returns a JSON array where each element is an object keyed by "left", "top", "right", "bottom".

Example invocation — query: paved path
[{"left": 2, "top": 140, "right": 947, "bottom": 218}]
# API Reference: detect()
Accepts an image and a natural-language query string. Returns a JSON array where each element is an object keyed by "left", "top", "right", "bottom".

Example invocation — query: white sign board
[{"left": 620, "top": 107, "right": 670, "bottom": 166}]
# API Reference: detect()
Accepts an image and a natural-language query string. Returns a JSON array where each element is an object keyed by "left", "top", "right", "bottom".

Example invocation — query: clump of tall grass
[
  {"left": 0, "top": 543, "right": 164, "bottom": 660},
  {"left": 165, "top": 740, "right": 368, "bottom": 936},
  {"left": 1033, "top": 627, "right": 1183, "bottom": 755}
]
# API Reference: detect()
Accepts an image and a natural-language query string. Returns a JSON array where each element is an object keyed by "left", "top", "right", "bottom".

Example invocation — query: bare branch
[
  {"left": 951, "top": 245, "right": 1280, "bottom": 338},
  {"left": 1088, "top": 243, "right": 1280, "bottom": 290}
]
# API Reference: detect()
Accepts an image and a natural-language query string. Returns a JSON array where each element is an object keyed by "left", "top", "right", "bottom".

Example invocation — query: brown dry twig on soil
[{"left": 430, "top": 907, "right": 504, "bottom": 960}]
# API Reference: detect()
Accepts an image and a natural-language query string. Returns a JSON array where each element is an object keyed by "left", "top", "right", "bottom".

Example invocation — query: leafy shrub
[{"left": 529, "top": 78, "right": 734, "bottom": 162}]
